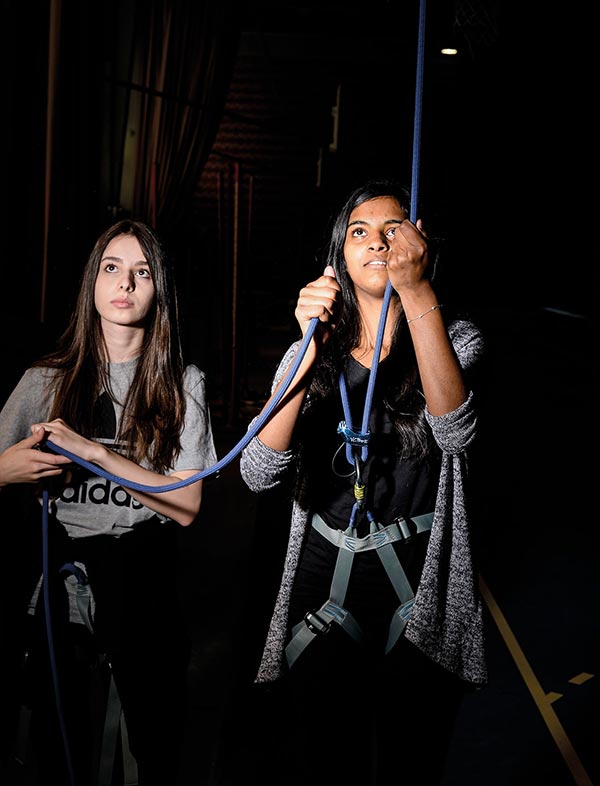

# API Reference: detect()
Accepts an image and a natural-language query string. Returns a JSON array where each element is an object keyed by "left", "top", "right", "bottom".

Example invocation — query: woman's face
[
  {"left": 94, "top": 234, "right": 156, "bottom": 329},
  {"left": 343, "top": 196, "right": 408, "bottom": 300}
]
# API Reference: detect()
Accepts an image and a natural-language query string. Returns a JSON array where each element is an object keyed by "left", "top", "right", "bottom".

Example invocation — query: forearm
[
  {"left": 86, "top": 444, "right": 203, "bottom": 526},
  {"left": 255, "top": 339, "right": 318, "bottom": 451},
  {"left": 401, "top": 285, "right": 467, "bottom": 416}
]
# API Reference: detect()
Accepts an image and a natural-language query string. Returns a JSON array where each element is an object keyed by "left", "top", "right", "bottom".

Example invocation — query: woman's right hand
[
  {"left": 0, "top": 427, "right": 72, "bottom": 488},
  {"left": 294, "top": 265, "right": 341, "bottom": 338}
]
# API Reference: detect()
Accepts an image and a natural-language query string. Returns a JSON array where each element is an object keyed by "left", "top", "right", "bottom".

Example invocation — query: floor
[{"left": 2, "top": 303, "right": 597, "bottom": 786}]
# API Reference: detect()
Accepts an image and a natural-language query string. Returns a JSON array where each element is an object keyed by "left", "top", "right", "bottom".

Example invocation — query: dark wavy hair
[
  {"left": 308, "top": 178, "right": 435, "bottom": 459},
  {"left": 32, "top": 219, "right": 186, "bottom": 472}
]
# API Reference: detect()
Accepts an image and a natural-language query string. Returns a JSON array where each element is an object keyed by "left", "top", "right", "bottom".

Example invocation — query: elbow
[
  {"left": 175, "top": 502, "right": 201, "bottom": 527},
  {"left": 173, "top": 487, "right": 203, "bottom": 527}
]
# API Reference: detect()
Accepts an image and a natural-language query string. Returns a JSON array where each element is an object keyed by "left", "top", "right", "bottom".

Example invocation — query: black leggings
[{"left": 263, "top": 627, "right": 466, "bottom": 786}]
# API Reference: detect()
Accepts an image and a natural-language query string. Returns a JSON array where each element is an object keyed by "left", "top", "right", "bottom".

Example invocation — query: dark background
[
  {"left": 1, "top": 0, "right": 594, "bottom": 410},
  {"left": 1, "top": 1, "right": 596, "bottom": 785}
]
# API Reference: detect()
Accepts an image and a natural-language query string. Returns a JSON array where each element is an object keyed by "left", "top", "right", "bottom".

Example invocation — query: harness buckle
[
  {"left": 304, "top": 610, "right": 331, "bottom": 635},
  {"left": 399, "top": 517, "right": 415, "bottom": 541}
]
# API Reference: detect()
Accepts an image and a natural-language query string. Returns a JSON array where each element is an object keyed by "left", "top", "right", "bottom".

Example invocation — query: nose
[
  {"left": 368, "top": 231, "right": 389, "bottom": 252},
  {"left": 119, "top": 272, "right": 135, "bottom": 292}
]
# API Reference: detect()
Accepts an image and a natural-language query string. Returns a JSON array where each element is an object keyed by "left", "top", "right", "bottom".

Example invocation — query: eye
[
  {"left": 104, "top": 263, "right": 118, "bottom": 272},
  {"left": 351, "top": 227, "right": 367, "bottom": 238},
  {"left": 136, "top": 268, "right": 151, "bottom": 279},
  {"left": 386, "top": 227, "right": 397, "bottom": 238}
]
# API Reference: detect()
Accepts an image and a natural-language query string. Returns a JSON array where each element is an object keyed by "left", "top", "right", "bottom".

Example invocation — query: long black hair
[{"left": 308, "top": 179, "right": 435, "bottom": 460}]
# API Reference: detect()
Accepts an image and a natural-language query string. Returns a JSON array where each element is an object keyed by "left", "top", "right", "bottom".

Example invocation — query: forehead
[
  {"left": 102, "top": 233, "right": 147, "bottom": 261},
  {"left": 348, "top": 195, "right": 407, "bottom": 223}
]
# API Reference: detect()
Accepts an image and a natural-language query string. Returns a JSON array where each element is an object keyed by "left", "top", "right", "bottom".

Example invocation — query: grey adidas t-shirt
[{"left": 0, "top": 359, "right": 217, "bottom": 537}]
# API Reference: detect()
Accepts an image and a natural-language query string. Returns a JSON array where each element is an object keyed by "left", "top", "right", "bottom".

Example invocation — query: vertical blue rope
[
  {"left": 42, "top": 488, "right": 76, "bottom": 786},
  {"left": 346, "top": 0, "right": 428, "bottom": 466},
  {"left": 410, "top": 0, "right": 427, "bottom": 224}
]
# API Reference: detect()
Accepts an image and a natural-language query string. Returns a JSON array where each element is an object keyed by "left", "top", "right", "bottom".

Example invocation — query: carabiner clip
[{"left": 353, "top": 455, "right": 366, "bottom": 508}]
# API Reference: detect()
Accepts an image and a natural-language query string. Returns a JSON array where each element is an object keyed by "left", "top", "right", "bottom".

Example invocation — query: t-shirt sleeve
[
  {"left": 0, "top": 368, "right": 54, "bottom": 453},
  {"left": 174, "top": 365, "right": 218, "bottom": 473}
]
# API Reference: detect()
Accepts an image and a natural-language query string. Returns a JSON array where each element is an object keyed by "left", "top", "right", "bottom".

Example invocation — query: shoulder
[
  {"left": 269, "top": 340, "right": 302, "bottom": 390},
  {"left": 276, "top": 341, "right": 302, "bottom": 376},
  {"left": 183, "top": 364, "right": 211, "bottom": 404},
  {"left": 183, "top": 363, "right": 207, "bottom": 388},
  {"left": 15, "top": 365, "right": 58, "bottom": 390}
]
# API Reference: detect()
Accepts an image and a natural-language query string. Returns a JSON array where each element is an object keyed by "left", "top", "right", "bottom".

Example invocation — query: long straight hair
[
  {"left": 308, "top": 179, "right": 433, "bottom": 459},
  {"left": 32, "top": 220, "right": 186, "bottom": 472}
]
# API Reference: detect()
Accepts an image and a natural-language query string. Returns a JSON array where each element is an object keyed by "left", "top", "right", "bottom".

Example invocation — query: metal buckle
[
  {"left": 304, "top": 611, "right": 331, "bottom": 635},
  {"left": 396, "top": 516, "right": 413, "bottom": 541}
]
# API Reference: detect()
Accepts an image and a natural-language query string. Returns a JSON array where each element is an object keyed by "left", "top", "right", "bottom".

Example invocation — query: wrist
[
  {"left": 89, "top": 442, "right": 109, "bottom": 466},
  {"left": 406, "top": 303, "right": 443, "bottom": 324}
]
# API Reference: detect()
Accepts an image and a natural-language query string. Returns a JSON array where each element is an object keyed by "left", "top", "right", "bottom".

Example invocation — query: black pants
[
  {"left": 0, "top": 489, "right": 190, "bottom": 786},
  {"left": 223, "top": 628, "right": 466, "bottom": 786},
  {"left": 283, "top": 632, "right": 466, "bottom": 786}
]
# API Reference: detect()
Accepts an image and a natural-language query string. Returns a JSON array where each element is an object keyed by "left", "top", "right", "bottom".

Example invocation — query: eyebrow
[
  {"left": 347, "top": 218, "right": 404, "bottom": 227},
  {"left": 101, "top": 255, "right": 149, "bottom": 265}
]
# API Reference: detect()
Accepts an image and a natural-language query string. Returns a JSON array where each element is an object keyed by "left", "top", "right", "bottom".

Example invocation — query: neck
[
  {"left": 353, "top": 297, "right": 398, "bottom": 363},
  {"left": 108, "top": 350, "right": 141, "bottom": 364},
  {"left": 101, "top": 321, "right": 145, "bottom": 364}
]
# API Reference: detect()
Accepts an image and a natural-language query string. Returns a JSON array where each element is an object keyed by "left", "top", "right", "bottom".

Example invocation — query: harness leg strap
[
  {"left": 286, "top": 600, "right": 363, "bottom": 669},
  {"left": 285, "top": 531, "right": 362, "bottom": 669},
  {"left": 376, "top": 543, "right": 416, "bottom": 654}
]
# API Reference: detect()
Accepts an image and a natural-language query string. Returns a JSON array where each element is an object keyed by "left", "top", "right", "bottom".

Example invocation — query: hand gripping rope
[{"left": 40, "top": 2, "right": 429, "bottom": 782}]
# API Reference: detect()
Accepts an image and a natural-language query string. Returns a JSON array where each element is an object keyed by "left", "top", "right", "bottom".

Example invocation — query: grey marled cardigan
[{"left": 239, "top": 318, "right": 488, "bottom": 686}]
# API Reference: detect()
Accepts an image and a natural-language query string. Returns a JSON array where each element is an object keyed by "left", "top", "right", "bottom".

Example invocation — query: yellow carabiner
[{"left": 353, "top": 455, "right": 366, "bottom": 508}]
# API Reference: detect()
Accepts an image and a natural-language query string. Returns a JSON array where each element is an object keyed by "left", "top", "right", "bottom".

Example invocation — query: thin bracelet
[{"left": 406, "top": 304, "right": 443, "bottom": 324}]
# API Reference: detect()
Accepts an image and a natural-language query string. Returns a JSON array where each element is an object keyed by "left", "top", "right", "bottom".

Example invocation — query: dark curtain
[
  {"left": 25, "top": 0, "right": 242, "bottom": 333},
  {"left": 124, "top": 0, "right": 242, "bottom": 230}
]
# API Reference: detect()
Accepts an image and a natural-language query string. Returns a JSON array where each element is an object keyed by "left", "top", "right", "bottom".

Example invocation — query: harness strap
[
  {"left": 311, "top": 512, "right": 433, "bottom": 551},
  {"left": 58, "top": 563, "right": 138, "bottom": 786},
  {"left": 376, "top": 544, "right": 419, "bottom": 654},
  {"left": 286, "top": 601, "right": 363, "bottom": 668},
  {"left": 285, "top": 512, "right": 434, "bottom": 668},
  {"left": 59, "top": 561, "right": 94, "bottom": 634}
]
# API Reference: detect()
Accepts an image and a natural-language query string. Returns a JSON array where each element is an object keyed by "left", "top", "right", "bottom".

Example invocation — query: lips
[
  {"left": 364, "top": 259, "right": 387, "bottom": 267},
  {"left": 111, "top": 299, "right": 133, "bottom": 307}
]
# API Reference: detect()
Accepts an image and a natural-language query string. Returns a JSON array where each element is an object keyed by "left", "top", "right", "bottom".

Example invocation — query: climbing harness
[{"left": 286, "top": 511, "right": 433, "bottom": 669}]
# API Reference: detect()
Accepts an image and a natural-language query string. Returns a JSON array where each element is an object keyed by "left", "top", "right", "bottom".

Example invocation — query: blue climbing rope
[{"left": 39, "top": 4, "right": 429, "bottom": 783}]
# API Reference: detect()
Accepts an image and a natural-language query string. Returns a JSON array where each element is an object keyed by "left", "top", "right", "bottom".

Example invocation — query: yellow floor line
[{"left": 479, "top": 575, "right": 593, "bottom": 786}]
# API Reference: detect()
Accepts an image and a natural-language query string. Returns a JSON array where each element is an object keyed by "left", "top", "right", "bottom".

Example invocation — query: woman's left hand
[{"left": 386, "top": 218, "right": 430, "bottom": 294}]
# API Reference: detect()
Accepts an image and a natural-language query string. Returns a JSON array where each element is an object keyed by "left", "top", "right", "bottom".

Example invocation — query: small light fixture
[{"left": 440, "top": 44, "right": 458, "bottom": 56}]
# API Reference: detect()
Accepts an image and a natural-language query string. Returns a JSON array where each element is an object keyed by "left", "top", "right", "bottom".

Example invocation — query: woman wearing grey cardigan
[{"left": 239, "top": 179, "right": 487, "bottom": 786}]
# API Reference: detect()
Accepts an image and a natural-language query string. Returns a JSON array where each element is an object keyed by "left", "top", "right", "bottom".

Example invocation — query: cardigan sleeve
[{"left": 239, "top": 341, "right": 301, "bottom": 493}]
